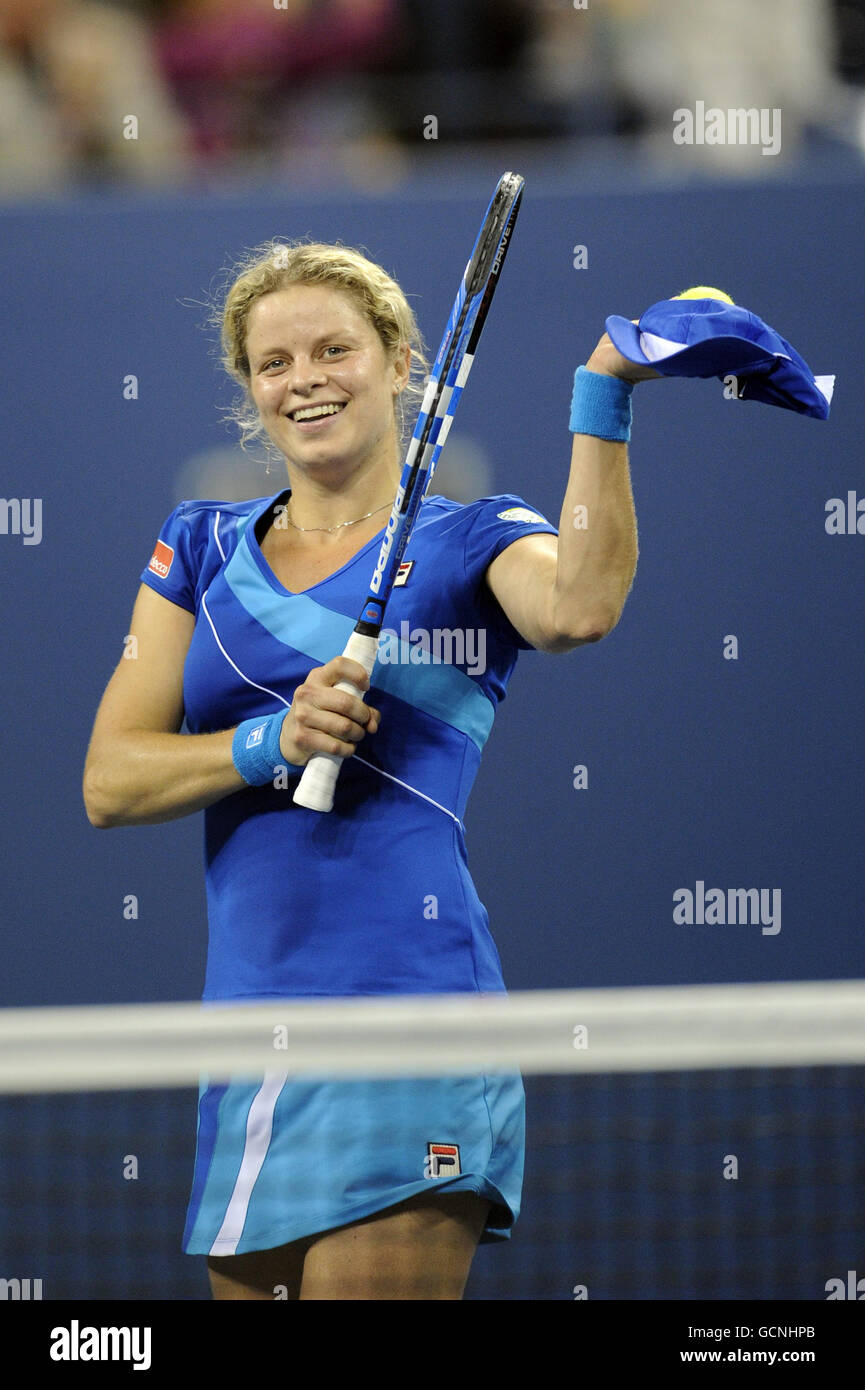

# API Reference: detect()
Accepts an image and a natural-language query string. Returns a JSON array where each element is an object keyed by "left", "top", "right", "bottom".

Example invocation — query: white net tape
[{"left": 1, "top": 979, "right": 864, "bottom": 1093}]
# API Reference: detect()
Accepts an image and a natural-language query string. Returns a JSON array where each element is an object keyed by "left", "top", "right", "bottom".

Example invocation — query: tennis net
[{"left": 1, "top": 980, "right": 863, "bottom": 1301}]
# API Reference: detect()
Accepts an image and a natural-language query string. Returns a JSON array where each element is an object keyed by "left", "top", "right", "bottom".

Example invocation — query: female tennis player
[{"left": 83, "top": 241, "right": 647, "bottom": 1300}]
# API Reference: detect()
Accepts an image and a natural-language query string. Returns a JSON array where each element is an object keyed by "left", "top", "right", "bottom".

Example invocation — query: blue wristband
[
  {"left": 569, "top": 366, "right": 633, "bottom": 441},
  {"left": 232, "top": 709, "right": 304, "bottom": 787}
]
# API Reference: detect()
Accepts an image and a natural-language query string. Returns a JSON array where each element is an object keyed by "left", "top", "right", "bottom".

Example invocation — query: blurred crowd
[{"left": 1, "top": 0, "right": 864, "bottom": 195}]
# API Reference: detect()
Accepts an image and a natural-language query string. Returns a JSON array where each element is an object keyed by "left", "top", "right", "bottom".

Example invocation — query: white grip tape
[{"left": 292, "top": 632, "right": 379, "bottom": 813}]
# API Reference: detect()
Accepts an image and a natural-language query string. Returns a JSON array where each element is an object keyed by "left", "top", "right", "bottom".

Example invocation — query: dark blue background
[
  {"left": 1, "top": 166, "right": 862, "bottom": 1301},
  {"left": 2, "top": 170, "right": 861, "bottom": 1006}
]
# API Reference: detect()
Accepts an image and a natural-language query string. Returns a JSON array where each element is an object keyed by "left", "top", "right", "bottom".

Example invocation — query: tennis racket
[{"left": 293, "top": 171, "right": 524, "bottom": 813}]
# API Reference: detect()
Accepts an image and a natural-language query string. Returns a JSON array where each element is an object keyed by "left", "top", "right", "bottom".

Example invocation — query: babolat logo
[
  {"left": 363, "top": 599, "right": 385, "bottom": 626},
  {"left": 369, "top": 487, "right": 403, "bottom": 594}
]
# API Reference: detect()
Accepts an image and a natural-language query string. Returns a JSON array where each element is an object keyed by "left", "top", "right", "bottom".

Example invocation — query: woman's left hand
[{"left": 585, "top": 329, "right": 662, "bottom": 384}]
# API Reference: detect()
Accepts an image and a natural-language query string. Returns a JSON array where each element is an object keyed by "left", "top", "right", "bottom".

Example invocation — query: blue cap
[{"left": 605, "top": 297, "right": 834, "bottom": 419}]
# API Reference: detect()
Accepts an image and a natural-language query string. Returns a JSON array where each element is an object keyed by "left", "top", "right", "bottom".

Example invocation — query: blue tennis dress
[{"left": 139, "top": 487, "right": 558, "bottom": 1254}]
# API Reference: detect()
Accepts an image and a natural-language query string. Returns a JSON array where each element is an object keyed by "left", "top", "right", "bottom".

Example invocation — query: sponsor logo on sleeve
[
  {"left": 496, "top": 507, "right": 548, "bottom": 524},
  {"left": 148, "top": 539, "right": 175, "bottom": 579}
]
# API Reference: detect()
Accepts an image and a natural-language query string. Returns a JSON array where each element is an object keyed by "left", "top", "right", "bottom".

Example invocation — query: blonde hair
[{"left": 216, "top": 239, "right": 429, "bottom": 457}]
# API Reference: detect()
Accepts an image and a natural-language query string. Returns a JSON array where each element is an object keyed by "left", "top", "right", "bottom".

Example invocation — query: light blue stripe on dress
[
  {"left": 185, "top": 1078, "right": 268, "bottom": 1255},
  {"left": 224, "top": 538, "right": 495, "bottom": 751}
]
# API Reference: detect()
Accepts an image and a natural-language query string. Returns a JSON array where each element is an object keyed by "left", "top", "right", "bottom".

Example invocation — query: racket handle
[{"left": 292, "top": 631, "right": 379, "bottom": 813}]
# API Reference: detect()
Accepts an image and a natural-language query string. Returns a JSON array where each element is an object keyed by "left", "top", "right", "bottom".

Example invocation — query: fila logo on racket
[
  {"left": 424, "top": 1143, "right": 461, "bottom": 1178},
  {"left": 369, "top": 484, "right": 405, "bottom": 594}
]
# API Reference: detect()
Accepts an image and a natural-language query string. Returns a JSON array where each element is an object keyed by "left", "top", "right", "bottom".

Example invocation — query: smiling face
[{"left": 245, "top": 283, "right": 410, "bottom": 480}]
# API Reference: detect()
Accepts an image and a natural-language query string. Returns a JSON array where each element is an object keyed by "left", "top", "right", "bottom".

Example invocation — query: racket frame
[{"left": 293, "top": 172, "right": 524, "bottom": 813}]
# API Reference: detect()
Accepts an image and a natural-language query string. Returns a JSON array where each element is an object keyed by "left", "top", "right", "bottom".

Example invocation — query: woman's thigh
[
  {"left": 206, "top": 1191, "right": 489, "bottom": 1300},
  {"left": 299, "top": 1191, "right": 490, "bottom": 1300},
  {"left": 207, "top": 1236, "right": 311, "bottom": 1301}
]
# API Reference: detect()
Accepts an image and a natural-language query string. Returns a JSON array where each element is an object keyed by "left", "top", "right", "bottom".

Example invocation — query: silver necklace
[{"left": 284, "top": 500, "right": 392, "bottom": 534}]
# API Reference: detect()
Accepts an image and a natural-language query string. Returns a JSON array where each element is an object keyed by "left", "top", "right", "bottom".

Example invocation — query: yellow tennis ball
[{"left": 673, "top": 286, "right": 734, "bottom": 304}]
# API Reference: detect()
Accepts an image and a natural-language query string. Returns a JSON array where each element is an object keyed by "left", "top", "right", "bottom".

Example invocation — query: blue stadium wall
[{"left": 1, "top": 168, "right": 863, "bottom": 1299}]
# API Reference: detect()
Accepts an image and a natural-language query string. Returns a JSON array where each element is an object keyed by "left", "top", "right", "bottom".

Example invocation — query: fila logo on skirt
[{"left": 424, "top": 1142, "right": 461, "bottom": 1178}]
